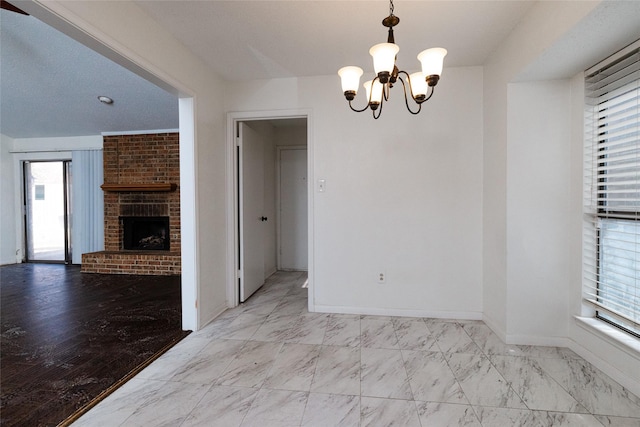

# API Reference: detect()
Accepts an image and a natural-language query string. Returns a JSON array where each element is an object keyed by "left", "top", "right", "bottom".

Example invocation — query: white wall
[
  {"left": 482, "top": 58, "right": 509, "bottom": 335},
  {"left": 276, "top": 126, "right": 307, "bottom": 147},
  {"left": 11, "top": 135, "right": 102, "bottom": 152},
  {"left": 506, "top": 80, "right": 572, "bottom": 344},
  {"left": 482, "top": 0, "right": 600, "bottom": 339},
  {"left": 483, "top": 0, "right": 640, "bottom": 395},
  {"left": 0, "top": 134, "right": 17, "bottom": 264},
  {"left": 226, "top": 66, "right": 484, "bottom": 318}
]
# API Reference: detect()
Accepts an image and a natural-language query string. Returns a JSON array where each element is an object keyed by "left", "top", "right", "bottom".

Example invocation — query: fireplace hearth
[{"left": 122, "top": 216, "right": 170, "bottom": 251}]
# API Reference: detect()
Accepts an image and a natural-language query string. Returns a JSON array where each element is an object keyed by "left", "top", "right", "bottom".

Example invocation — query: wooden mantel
[{"left": 100, "top": 183, "right": 177, "bottom": 192}]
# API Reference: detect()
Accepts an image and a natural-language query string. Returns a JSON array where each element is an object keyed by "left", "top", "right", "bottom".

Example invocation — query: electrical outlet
[{"left": 377, "top": 271, "right": 386, "bottom": 284}]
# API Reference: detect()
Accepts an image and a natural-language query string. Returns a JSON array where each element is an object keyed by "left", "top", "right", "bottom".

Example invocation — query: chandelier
[{"left": 338, "top": 0, "right": 447, "bottom": 119}]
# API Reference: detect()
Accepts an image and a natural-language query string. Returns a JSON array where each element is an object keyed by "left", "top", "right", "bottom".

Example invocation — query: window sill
[{"left": 574, "top": 316, "right": 640, "bottom": 361}]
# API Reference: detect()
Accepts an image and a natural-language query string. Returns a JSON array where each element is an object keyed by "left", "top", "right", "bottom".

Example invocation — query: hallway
[{"left": 73, "top": 271, "right": 640, "bottom": 426}]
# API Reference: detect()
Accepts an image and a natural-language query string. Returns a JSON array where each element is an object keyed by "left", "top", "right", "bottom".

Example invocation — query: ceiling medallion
[{"left": 338, "top": 0, "right": 447, "bottom": 119}]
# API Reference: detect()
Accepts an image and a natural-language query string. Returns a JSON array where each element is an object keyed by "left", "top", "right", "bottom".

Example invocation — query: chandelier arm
[
  {"left": 373, "top": 102, "right": 383, "bottom": 119},
  {"left": 348, "top": 75, "right": 383, "bottom": 113},
  {"left": 348, "top": 73, "right": 380, "bottom": 112},
  {"left": 383, "top": 83, "right": 390, "bottom": 102},
  {"left": 348, "top": 100, "right": 372, "bottom": 113},
  {"left": 398, "top": 76, "right": 422, "bottom": 115},
  {"left": 372, "top": 92, "right": 384, "bottom": 119},
  {"left": 397, "top": 71, "right": 417, "bottom": 100},
  {"left": 420, "top": 85, "right": 436, "bottom": 103}
]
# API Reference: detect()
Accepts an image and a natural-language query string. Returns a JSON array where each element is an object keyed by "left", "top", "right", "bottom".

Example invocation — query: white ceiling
[
  {"left": 2, "top": 0, "right": 580, "bottom": 140},
  {"left": 0, "top": 7, "right": 179, "bottom": 139},
  {"left": 134, "top": 0, "right": 535, "bottom": 82}
]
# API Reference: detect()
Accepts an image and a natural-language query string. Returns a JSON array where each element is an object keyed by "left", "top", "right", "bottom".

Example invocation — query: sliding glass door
[{"left": 23, "top": 160, "right": 72, "bottom": 263}]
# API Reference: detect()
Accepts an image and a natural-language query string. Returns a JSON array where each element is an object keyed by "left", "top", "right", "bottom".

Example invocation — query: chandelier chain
[{"left": 389, "top": 0, "right": 395, "bottom": 17}]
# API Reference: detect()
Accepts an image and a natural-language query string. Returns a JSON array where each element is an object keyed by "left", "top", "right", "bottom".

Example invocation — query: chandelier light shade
[
  {"left": 364, "top": 79, "right": 384, "bottom": 107},
  {"left": 370, "top": 43, "right": 400, "bottom": 77},
  {"left": 409, "top": 72, "right": 427, "bottom": 100},
  {"left": 338, "top": 0, "right": 447, "bottom": 119},
  {"left": 338, "top": 66, "right": 364, "bottom": 99},
  {"left": 418, "top": 48, "right": 448, "bottom": 81}
]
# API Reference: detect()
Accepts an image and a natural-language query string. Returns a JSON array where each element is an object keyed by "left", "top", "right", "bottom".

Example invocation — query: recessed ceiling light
[{"left": 98, "top": 96, "right": 113, "bottom": 105}]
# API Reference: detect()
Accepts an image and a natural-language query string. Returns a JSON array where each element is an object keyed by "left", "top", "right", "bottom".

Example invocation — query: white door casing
[{"left": 226, "top": 109, "right": 314, "bottom": 312}]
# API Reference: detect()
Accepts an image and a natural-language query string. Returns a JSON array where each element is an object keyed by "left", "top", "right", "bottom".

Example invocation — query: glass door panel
[{"left": 24, "top": 161, "right": 71, "bottom": 262}]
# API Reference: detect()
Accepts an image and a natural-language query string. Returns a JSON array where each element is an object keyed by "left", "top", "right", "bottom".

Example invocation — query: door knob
[{"left": 260, "top": 216, "right": 268, "bottom": 221}]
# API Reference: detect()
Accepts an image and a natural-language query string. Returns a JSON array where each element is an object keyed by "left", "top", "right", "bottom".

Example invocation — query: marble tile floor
[{"left": 73, "top": 271, "right": 640, "bottom": 426}]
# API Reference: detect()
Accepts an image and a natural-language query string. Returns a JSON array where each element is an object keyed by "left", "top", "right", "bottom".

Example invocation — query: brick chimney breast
[{"left": 81, "top": 133, "right": 181, "bottom": 276}]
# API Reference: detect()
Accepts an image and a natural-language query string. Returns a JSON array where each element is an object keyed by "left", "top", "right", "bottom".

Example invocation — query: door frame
[
  {"left": 23, "top": 159, "right": 73, "bottom": 264},
  {"left": 276, "top": 145, "right": 308, "bottom": 271},
  {"left": 13, "top": 152, "right": 72, "bottom": 264},
  {"left": 226, "top": 110, "right": 314, "bottom": 310}
]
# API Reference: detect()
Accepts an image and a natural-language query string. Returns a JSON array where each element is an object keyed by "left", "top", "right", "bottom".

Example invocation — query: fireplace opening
[{"left": 121, "top": 216, "right": 170, "bottom": 251}]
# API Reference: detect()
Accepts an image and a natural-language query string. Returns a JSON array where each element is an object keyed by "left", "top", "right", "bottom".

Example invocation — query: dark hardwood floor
[{"left": 0, "top": 264, "right": 190, "bottom": 427}]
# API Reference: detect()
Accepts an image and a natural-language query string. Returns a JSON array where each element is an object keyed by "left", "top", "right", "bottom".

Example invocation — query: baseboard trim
[
  {"left": 482, "top": 314, "right": 507, "bottom": 343},
  {"left": 481, "top": 315, "right": 570, "bottom": 347},
  {"left": 198, "top": 302, "right": 230, "bottom": 330},
  {"left": 504, "top": 334, "right": 570, "bottom": 347},
  {"left": 312, "top": 304, "right": 482, "bottom": 321}
]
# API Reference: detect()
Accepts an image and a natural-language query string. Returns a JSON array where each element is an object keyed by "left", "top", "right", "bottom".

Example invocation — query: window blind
[{"left": 584, "top": 40, "right": 640, "bottom": 336}]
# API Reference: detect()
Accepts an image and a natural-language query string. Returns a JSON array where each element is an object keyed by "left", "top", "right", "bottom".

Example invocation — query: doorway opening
[
  {"left": 23, "top": 160, "right": 72, "bottom": 263},
  {"left": 230, "top": 113, "right": 312, "bottom": 308}
]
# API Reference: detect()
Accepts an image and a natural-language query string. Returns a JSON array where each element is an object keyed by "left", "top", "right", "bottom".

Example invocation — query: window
[{"left": 584, "top": 40, "right": 640, "bottom": 337}]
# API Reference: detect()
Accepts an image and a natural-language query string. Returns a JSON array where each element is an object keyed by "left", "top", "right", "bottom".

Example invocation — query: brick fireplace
[{"left": 81, "top": 132, "right": 181, "bottom": 275}]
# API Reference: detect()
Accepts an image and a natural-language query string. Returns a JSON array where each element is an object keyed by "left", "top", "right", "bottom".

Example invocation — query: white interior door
[
  {"left": 279, "top": 148, "right": 308, "bottom": 270},
  {"left": 239, "top": 123, "right": 265, "bottom": 302}
]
